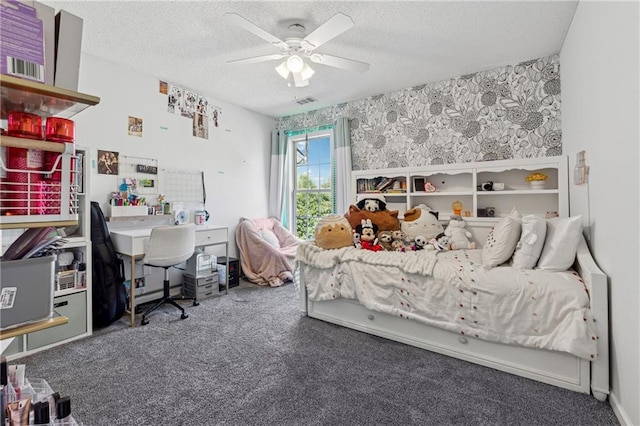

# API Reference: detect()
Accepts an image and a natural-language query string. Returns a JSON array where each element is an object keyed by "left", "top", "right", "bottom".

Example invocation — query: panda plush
[{"left": 356, "top": 193, "right": 387, "bottom": 212}]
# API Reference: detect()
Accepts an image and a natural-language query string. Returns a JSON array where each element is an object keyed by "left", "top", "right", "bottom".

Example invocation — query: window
[{"left": 292, "top": 130, "right": 333, "bottom": 239}]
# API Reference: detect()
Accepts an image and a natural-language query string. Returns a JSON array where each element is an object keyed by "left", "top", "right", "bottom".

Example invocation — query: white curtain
[
  {"left": 333, "top": 117, "right": 353, "bottom": 215},
  {"left": 268, "top": 131, "right": 290, "bottom": 226}
]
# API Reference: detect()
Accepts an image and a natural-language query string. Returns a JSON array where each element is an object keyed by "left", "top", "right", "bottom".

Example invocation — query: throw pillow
[
  {"left": 260, "top": 229, "right": 280, "bottom": 248},
  {"left": 511, "top": 215, "right": 547, "bottom": 269},
  {"left": 537, "top": 216, "right": 583, "bottom": 271},
  {"left": 482, "top": 208, "right": 522, "bottom": 267}
]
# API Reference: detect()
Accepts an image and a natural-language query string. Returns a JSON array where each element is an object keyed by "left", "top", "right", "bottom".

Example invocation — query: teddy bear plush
[
  {"left": 314, "top": 215, "right": 353, "bottom": 250},
  {"left": 355, "top": 219, "right": 383, "bottom": 252},
  {"left": 377, "top": 230, "right": 394, "bottom": 251},
  {"left": 401, "top": 204, "right": 444, "bottom": 242},
  {"left": 444, "top": 216, "right": 477, "bottom": 250}
]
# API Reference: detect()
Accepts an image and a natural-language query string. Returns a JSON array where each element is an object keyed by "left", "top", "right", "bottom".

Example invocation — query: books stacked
[{"left": 356, "top": 177, "right": 406, "bottom": 193}]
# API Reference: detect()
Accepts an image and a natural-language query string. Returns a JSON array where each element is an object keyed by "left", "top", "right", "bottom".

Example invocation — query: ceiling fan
[{"left": 225, "top": 12, "right": 370, "bottom": 87}]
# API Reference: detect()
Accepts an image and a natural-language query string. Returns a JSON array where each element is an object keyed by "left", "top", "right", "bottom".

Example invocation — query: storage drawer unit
[
  {"left": 217, "top": 256, "right": 239, "bottom": 290},
  {"left": 182, "top": 272, "right": 219, "bottom": 300},
  {"left": 27, "top": 291, "right": 87, "bottom": 350}
]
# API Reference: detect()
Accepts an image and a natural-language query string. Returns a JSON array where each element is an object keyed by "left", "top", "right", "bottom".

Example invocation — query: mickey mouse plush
[
  {"left": 355, "top": 219, "right": 383, "bottom": 252},
  {"left": 356, "top": 194, "right": 387, "bottom": 212}
]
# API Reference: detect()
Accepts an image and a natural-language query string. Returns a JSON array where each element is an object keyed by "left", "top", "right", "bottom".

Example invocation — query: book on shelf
[{"left": 376, "top": 178, "right": 396, "bottom": 191}]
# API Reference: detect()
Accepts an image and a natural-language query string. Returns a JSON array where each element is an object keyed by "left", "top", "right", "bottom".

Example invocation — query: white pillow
[
  {"left": 537, "top": 216, "right": 582, "bottom": 271},
  {"left": 482, "top": 209, "right": 521, "bottom": 267},
  {"left": 260, "top": 229, "right": 280, "bottom": 248},
  {"left": 511, "top": 215, "right": 547, "bottom": 269}
]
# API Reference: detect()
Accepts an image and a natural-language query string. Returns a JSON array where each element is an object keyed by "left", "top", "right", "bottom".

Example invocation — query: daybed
[{"left": 295, "top": 236, "right": 609, "bottom": 400}]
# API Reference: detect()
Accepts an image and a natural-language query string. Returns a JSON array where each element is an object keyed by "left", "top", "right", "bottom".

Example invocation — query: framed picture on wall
[
  {"left": 412, "top": 177, "right": 426, "bottom": 192},
  {"left": 97, "top": 150, "right": 119, "bottom": 175}
]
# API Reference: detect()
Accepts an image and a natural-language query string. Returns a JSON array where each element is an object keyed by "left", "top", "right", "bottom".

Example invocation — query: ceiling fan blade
[
  {"left": 227, "top": 53, "right": 286, "bottom": 65},
  {"left": 302, "top": 12, "right": 354, "bottom": 50},
  {"left": 225, "top": 13, "right": 289, "bottom": 50},
  {"left": 309, "top": 53, "right": 369, "bottom": 73}
]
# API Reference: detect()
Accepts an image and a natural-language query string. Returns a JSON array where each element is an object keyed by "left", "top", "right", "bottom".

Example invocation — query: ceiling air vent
[{"left": 294, "top": 97, "right": 317, "bottom": 105}]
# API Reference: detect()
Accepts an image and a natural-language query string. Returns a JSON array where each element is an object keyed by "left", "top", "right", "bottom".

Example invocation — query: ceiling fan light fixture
[
  {"left": 286, "top": 55, "right": 305, "bottom": 73},
  {"left": 300, "top": 63, "right": 315, "bottom": 80},
  {"left": 292, "top": 72, "right": 309, "bottom": 88},
  {"left": 275, "top": 61, "right": 290, "bottom": 79}
]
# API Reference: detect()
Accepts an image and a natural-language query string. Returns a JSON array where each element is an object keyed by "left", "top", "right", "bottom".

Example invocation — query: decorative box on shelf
[{"left": 109, "top": 205, "right": 148, "bottom": 217}]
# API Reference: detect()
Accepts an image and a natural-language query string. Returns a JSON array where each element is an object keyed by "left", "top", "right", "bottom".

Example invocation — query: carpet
[{"left": 18, "top": 280, "right": 618, "bottom": 425}]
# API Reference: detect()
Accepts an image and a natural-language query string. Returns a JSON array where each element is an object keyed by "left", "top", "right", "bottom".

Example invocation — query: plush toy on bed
[
  {"left": 344, "top": 201, "right": 401, "bottom": 233},
  {"left": 314, "top": 215, "right": 353, "bottom": 250},
  {"left": 425, "top": 233, "right": 451, "bottom": 251},
  {"left": 412, "top": 235, "right": 428, "bottom": 250},
  {"left": 377, "top": 231, "right": 394, "bottom": 251},
  {"left": 391, "top": 229, "right": 409, "bottom": 251},
  {"left": 355, "top": 219, "right": 383, "bottom": 252},
  {"left": 401, "top": 204, "right": 444, "bottom": 242},
  {"left": 352, "top": 231, "right": 362, "bottom": 249},
  {"left": 444, "top": 216, "right": 477, "bottom": 250}
]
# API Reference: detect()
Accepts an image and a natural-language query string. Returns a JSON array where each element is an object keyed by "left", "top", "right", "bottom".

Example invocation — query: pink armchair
[{"left": 235, "top": 217, "right": 301, "bottom": 287}]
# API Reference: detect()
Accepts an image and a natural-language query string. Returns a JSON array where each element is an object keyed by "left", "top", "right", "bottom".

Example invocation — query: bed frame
[{"left": 298, "top": 235, "right": 609, "bottom": 400}]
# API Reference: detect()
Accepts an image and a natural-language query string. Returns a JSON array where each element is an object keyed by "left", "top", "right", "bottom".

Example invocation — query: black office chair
[{"left": 140, "top": 223, "right": 196, "bottom": 325}]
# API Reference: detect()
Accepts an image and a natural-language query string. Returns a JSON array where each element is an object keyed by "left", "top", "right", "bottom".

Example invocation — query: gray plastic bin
[{"left": 0, "top": 255, "right": 55, "bottom": 330}]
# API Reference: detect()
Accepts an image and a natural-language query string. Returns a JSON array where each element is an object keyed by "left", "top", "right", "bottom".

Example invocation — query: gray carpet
[{"left": 19, "top": 280, "right": 618, "bottom": 425}]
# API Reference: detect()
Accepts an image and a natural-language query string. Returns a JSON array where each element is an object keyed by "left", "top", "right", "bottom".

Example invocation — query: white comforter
[{"left": 296, "top": 243, "right": 599, "bottom": 360}]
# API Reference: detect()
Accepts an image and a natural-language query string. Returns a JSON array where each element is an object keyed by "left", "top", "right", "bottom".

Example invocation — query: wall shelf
[{"left": 0, "top": 75, "right": 100, "bottom": 119}]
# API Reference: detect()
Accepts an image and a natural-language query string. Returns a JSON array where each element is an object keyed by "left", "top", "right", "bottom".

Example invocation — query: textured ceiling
[{"left": 41, "top": 1, "right": 578, "bottom": 118}]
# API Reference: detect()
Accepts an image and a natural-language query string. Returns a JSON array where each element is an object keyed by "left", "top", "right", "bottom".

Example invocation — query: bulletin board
[
  {"left": 117, "top": 155, "right": 159, "bottom": 198},
  {"left": 160, "top": 168, "right": 206, "bottom": 205}
]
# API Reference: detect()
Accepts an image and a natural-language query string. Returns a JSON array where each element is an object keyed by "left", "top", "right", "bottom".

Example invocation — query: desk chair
[{"left": 140, "top": 223, "right": 196, "bottom": 325}]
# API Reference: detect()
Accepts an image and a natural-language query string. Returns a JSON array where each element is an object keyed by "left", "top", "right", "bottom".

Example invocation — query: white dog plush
[{"left": 444, "top": 216, "right": 476, "bottom": 250}]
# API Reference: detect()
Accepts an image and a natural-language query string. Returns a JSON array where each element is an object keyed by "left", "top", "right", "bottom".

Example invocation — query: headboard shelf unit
[{"left": 352, "top": 156, "right": 569, "bottom": 223}]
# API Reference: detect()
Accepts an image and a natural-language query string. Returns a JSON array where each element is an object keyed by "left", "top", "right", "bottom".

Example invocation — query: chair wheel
[
  {"left": 181, "top": 313, "right": 189, "bottom": 320},
  {"left": 193, "top": 301, "right": 200, "bottom": 306},
  {"left": 141, "top": 318, "right": 149, "bottom": 326}
]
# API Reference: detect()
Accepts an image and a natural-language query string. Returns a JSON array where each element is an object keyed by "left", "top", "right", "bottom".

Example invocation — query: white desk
[{"left": 110, "top": 225, "right": 229, "bottom": 327}]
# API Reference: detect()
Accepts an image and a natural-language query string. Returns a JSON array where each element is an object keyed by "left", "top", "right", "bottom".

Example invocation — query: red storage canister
[
  {"left": 4, "top": 112, "right": 45, "bottom": 215},
  {"left": 43, "top": 118, "right": 76, "bottom": 214}
]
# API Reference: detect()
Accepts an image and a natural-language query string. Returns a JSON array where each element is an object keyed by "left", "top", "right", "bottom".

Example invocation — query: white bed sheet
[{"left": 297, "top": 244, "right": 599, "bottom": 360}]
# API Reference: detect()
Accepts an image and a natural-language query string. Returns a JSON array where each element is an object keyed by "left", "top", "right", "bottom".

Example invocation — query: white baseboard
[{"left": 610, "top": 392, "right": 634, "bottom": 426}]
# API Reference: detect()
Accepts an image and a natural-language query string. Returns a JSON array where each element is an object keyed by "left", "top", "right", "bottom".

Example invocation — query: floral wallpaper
[{"left": 276, "top": 54, "right": 562, "bottom": 170}]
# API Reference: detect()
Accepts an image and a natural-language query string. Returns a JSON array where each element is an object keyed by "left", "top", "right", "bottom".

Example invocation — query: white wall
[
  {"left": 561, "top": 2, "right": 639, "bottom": 425},
  {"left": 74, "top": 53, "right": 275, "bottom": 258}
]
